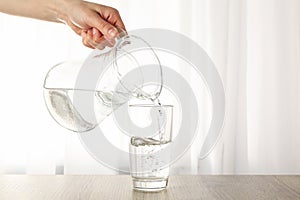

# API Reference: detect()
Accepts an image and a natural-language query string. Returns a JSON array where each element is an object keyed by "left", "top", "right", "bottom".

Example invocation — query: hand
[{"left": 64, "top": 0, "right": 126, "bottom": 49}]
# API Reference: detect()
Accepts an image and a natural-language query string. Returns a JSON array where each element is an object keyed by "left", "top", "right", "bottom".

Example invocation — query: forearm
[
  {"left": 0, "top": 0, "right": 74, "bottom": 23},
  {"left": 0, "top": 0, "right": 125, "bottom": 49}
]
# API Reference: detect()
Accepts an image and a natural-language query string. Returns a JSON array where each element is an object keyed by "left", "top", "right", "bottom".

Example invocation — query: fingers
[
  {"left": 87, "top": 29, "right": 101, "bottom": 49},
  {"left": 88, "top": 13, "right": 118, "bottom": 40},
  {"left": 81, "top": 30, "right": 94, "bottom": 49},
  {"left": 92, "top": 28, "right": 115, "bottom": 48},
  {"left": 82, "top": 28, "right": 113, "bottom": 49},
  {"left": 99, "top": 6, "right": 126, "bottom": 32},
  {"left": 71, "top": 2, "right": 126, "bottom": 49},
  {"left": 88, "top": 6, "right": 126, "bottom": 39},
  {"left": 108, "top": 9, "right": 126, "bottom": 32},
  {"left": 92, "top": 27, "right": 102, "bottom": 43}
]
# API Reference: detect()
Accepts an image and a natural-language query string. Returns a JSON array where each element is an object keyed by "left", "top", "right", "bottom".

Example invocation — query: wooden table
[{"left": 0, "top": 175, "right": 299, "bottom": 200}]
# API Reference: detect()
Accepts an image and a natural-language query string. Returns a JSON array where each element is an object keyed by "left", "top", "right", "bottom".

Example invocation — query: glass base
[{"left": 132, "top": 178, "right": 168, "bottom": 192}]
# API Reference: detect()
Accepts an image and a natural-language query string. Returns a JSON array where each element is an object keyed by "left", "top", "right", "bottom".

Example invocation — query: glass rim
[{"left": 129, "top": 104, "right": 173, "bottom": 108}]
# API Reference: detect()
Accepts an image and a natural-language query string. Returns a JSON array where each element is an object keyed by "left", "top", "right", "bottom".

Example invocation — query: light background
[{"left": 0, "top": 0, "right": 299, "bottom": 174}]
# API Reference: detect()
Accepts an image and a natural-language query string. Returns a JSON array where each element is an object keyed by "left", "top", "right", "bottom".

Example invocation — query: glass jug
[{"left": 43, "top": 29, "right": 162, "bottom": 132}]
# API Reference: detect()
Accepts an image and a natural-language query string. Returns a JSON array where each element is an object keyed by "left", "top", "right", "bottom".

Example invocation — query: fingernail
[
  {"left": 108, "top": 28, "right": 117, "bottom": 38},
  {"left": 92, "top": 28, "right": 97, "bottom": 35},
  {"left": 87, "top": 29, "right": 93, "bottom": 37}
]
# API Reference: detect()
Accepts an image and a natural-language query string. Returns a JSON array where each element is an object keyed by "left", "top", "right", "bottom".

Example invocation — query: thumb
[{"left": 92, "top": 17, "right": 118, "bottom": 39}]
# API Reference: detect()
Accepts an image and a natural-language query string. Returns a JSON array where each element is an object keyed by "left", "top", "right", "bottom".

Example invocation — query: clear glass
[
  {"left": 43, "top": 29, "right": 162, "bottom": 132},
  {"left": 129, "top": 104, "right": 173, "bottom": 192}
]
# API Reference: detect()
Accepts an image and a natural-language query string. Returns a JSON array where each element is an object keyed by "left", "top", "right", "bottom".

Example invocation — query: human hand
[{"left": 63, "top": 0, "right": 126, "bottom": 49}]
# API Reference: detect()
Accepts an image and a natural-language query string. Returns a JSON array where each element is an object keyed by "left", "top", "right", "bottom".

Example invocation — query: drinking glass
[{"left": 129, "top": 104, "right": 173, "bottom": 192}]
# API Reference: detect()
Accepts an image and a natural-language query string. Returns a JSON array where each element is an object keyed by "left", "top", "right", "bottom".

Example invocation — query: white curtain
[
  {"left": 196, "top": 0, "right": 300, "bottom": 174},
  {"left": 0, "top": 0, "right": 299, "bottom": 174}
]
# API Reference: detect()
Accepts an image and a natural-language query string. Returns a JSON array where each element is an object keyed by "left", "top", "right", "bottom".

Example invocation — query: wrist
[{"left": 50, "top": 0, "right": 79, "bottom": 23}]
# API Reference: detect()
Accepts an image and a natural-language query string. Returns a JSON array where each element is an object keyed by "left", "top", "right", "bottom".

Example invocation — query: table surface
[{"left": 0, "top": 175, "right": 300, "bottom": 200}]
